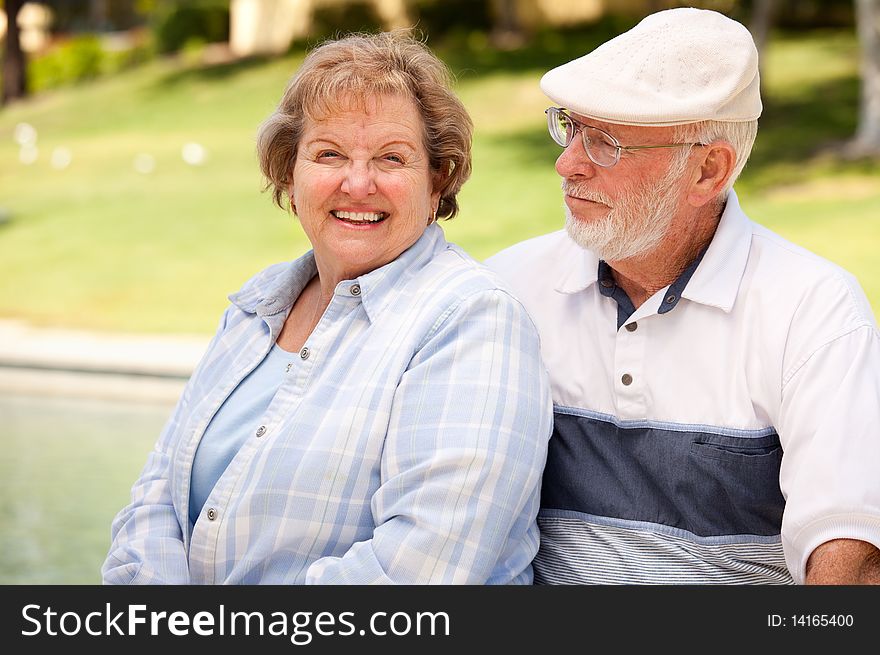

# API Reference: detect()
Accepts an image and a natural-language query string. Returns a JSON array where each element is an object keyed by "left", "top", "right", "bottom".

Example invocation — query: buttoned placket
[
  {"left": 613, "top": 304, "right": 650, "bottom": 419},
  {"left": 186, "top": 282, "right": 367, "bottom": 582}
]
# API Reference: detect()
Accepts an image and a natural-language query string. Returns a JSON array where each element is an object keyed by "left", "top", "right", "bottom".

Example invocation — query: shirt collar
[
  {"left": 227, "top": 253, "right": 317, "bottom": 318},
  {"left": 681, "top": 190, "right": 753, "bottom": 313},
  {"left": 227, "top": 223, "right": 448, "bottom": 324},
  {"left": 554, "top": 190, "right": 753, "bottom": 315},
  {"left": 555, "top": 233, "right": 600, "bottom": 294}
]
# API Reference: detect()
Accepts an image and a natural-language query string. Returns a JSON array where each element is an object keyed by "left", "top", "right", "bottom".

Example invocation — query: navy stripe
[{"left": 543, "top": 411, "right": 785, "bottom": 537}]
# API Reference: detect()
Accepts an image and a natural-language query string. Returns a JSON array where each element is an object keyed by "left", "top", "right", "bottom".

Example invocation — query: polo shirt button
[
  {"left": 625, "top": 322, "right": 638, "bottom": 332},
  {"left": 621, "top": 373, "right": 633, "bottom": 386},
  {"left": 206, "top": 508, "right": 217, "bottom": 521},
  {"left": 300, "top": 347, "right": 310, "bottom": 360},
  {"left": 600, "top": 279, "right": 614, "bottom": 288},
  {"left": 350, "top": 284, "right": 361, "bottom": 296},
  {"left": 665, "top": 295, "right": 676, "bottom": 304},
  {"left": 255, "top": 425, "right": 266, "bottom": 438}
]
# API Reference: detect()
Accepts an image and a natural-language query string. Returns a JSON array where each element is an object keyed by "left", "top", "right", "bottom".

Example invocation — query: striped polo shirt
[{"left": 487, "top": 191, "right": 880, "bottom": 584}]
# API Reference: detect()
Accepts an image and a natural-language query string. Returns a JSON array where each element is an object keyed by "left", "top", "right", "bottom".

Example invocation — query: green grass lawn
[{"left": 1, "top": 28, "right": 879, "bottom": 334}]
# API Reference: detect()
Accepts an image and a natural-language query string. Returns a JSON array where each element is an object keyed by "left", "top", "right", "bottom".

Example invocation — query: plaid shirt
[{"left": 103, "top": 224, "right": 552, "bottom": 584}]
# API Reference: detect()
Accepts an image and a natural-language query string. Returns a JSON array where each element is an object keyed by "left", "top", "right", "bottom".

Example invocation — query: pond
[{"left": 0, "top": 393, "right": 173, "bottom": 584}]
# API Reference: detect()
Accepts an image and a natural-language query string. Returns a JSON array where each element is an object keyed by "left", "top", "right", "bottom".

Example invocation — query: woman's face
[{"left": 291, "top": 94, "right": 440, "bottom": 283}]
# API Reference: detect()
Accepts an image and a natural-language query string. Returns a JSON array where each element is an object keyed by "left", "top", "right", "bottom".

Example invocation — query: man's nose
[
  {"left": 341, "top": 160, "right": 377, "bottom": 198},
  {"left": 555, "top": 138, "right": 596, "bottom": 180}
]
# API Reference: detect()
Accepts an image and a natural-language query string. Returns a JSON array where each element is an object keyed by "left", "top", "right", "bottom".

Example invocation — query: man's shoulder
[
  {"left": 486, "top": 229, "right": 572, "bottom": 268},
  {"left": 485, "top": 229, "right": 583, "bottom": 289},
  {"left": 743, "top": 221, "right": 876, "bottom": 330},
  {"left": 749, "top": 223, "right": 864, "bottom": 293}
]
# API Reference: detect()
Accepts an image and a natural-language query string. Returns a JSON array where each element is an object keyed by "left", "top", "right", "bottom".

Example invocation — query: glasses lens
[
  {"left": 582, "top": 126, "right": 619, "bottom": 167},
  {"left": 547, "top": 108, "right": 573, "bottom": 147}
]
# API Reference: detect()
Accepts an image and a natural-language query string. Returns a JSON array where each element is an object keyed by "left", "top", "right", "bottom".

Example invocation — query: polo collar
[
  {"left": 681, "top": 190, "right": 753, "bottom": 313},
  {"left": 553, "top": 190, "right": 753, "bottom": 315},
  {"left": 555, "top": 233, "right": 600, "bottom": 294}
]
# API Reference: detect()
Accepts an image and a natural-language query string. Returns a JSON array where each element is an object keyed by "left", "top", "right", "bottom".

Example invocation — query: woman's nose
[{"left": 341, "top": 160, "right": 377, "bottom": 198}]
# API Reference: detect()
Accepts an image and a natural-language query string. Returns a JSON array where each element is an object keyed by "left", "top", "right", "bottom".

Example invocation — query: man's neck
[{"left": 608, "top": 203, "right": 722, "bottom": 309}]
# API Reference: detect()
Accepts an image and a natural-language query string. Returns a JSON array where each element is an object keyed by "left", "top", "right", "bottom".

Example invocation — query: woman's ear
[
  {"left": 687, "top": 141, "right": 736, "bottom": 208},
  {"left": 288, "top": 182, "right": 297, "bottom": 215}
]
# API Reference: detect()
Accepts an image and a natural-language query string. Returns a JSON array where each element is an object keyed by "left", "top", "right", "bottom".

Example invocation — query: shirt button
[
  {"left": 665, "top": 295, "right": 677, "bottom": 304},
  {"left": 600, "top": 279, "right": 614, "bottom": 288},
  {"left": 350, "top": 284, "right": 361, "bottom": 296},
  {"left": 255, "top": 425, "right": 266, "bottom": 438},
  {"left": 300, "top": 347, "right": 310, "bottom": 360},
  {"left": 625, "top": 322, "right": 638, "bottom": 332},
  {"left": 621, "top": 373, "right": 633, "bottom": 386},
  {"left": 206, "top": 508, "right": 217, "bottom": 521},
  {"left": 265, "top": 297, "right": 277, "bottom": 306}
]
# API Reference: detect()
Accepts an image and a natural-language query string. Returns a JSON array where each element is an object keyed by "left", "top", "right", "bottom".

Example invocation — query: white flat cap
[{"left": 540, "top": 7, "right": 762, "bottom": 126}]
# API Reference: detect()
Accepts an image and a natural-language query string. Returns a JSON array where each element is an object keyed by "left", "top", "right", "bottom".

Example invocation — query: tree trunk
[
  {"left": 850, "top": 0, "right": 880, "bottom": 155},
  {"left": 749, "top": 0, "right": 777, "bottom": 98},
  {"left": 90, "top": 0, "right": 109, "bottom": 30},
  {"left": 750, "top": 0, "right": 776, "bottom": 56},
  {"left": 2, "top": 0, "right": 28, "bottom": 105},
  {"left": 489, "top": 0, "right": 526, "bottom": 49}
]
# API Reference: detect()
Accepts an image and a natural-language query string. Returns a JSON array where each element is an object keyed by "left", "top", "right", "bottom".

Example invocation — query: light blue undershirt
[{"left": 188, "top": 343, "right": 299, "bottom": 527}]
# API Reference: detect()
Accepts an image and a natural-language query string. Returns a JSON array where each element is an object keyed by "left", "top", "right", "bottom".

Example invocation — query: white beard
[{"left": 563, "top": 157, "right": 689, "bottom": 262}]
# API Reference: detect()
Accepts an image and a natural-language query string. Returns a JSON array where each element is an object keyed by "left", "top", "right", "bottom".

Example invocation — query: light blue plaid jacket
[{"left": 103, "top": 225, "right": 552, "bottom": 584}]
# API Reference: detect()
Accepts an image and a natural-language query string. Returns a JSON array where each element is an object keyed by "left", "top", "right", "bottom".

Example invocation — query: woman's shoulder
[
  {"left": 425, "top": 242, "right": 527, "bottom": 304},
  {"left": 403, "top": 242, "right": 540, "bottom": 336}
]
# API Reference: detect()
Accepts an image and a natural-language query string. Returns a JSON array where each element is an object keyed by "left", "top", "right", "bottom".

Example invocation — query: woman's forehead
[{"left": 304, "top": 91, "right": 416, "bottom": 122}]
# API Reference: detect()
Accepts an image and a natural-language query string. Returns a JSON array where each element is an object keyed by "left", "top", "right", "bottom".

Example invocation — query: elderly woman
[{"left": 102, "top": 32, "right": 551, "bottom": 584}]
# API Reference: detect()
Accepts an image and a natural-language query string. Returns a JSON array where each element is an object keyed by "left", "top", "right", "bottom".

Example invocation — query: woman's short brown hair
[{"left": 257, "top": 31, "right": 473, "bottom": 220}]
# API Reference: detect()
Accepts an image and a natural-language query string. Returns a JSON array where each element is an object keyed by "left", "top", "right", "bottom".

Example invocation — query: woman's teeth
[{"left": 332, "top": 210, "right": 386, "bottom": 223}]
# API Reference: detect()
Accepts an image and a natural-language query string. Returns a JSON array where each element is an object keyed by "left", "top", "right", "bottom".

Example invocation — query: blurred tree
[
  {"left": 489, "top": 0, "right": 526, "bottom": 48},
  {"left": 749, "top": 0, "right": 777, "bottom": 98},
  {"left": 2, "top": 0, "right": 28, "bottom": 104},
  {"left": 850, "top": 0, "right": 880, "bottom": 155},
  {"left": 750, "top": 0, "right": 777, "bottom": 55}
]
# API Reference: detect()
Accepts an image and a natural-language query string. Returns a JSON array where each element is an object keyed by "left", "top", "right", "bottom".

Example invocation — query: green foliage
[
  {"left": 411, "top": 0, "right": 492, "bottom": 39},
  {"left": 154, "top": 2, "right": 229, "bottom": 54},
  {"left": 308, "top": 1, "right": 384, "bottom": 42},
  {"left": 1, "top": 29, "right": 878, "bottom": 334},
  {"left": 27, "top": 34, "right": 156, "bottom": 93},
  {"left": 28, "top": 36, "right": 104, "bottom": 91}
]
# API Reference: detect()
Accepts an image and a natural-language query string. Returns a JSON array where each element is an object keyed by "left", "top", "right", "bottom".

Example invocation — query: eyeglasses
[{"left": 545, "top": 107, "right": 700, "bottom": 168}]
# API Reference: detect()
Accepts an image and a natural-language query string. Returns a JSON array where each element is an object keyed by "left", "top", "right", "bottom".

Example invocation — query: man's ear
[{"left": 687, "top": 141, "right": 736, "bottom": 208}]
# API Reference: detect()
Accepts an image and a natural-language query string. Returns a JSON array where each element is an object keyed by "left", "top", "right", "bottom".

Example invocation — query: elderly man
[{"left": 488, "top": 8, "right": 880, "bottom": 584}]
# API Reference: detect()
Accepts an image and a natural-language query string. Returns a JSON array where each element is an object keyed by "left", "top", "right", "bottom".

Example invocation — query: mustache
[{"left": 561, "top": 180, "right": 613, "bottom": 206}]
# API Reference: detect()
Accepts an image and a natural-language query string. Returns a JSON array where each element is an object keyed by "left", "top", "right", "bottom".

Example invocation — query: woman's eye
[
  {"left": 317, "top": 150, "right": 341, "bottom": 160},
  {"left": 383, "top": 154, "right": 404, "bottom": 164}
]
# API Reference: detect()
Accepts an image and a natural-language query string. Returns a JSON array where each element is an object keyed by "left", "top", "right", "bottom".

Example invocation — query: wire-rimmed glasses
[{"left": 545, "top": 107, "right": 700, "bottom": 168}]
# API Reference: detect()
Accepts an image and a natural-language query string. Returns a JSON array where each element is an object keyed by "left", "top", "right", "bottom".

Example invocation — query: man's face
[{"left": 555, "top": 116, "right": 691, "bottom": 262}]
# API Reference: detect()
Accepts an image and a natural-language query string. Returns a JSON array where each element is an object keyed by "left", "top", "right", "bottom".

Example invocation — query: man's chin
[{"left": 564, "top": 215, "right": 613, "bottom": 258}]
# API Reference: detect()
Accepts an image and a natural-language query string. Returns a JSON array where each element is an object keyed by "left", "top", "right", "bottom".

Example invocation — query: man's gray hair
[{"left": 673, "top": 120, "right": 759, "bottom": 194}]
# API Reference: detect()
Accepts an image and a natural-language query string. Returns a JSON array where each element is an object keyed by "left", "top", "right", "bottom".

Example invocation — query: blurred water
[{"left": 0, "top": 394, "right": 172, "bottom": 584}]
